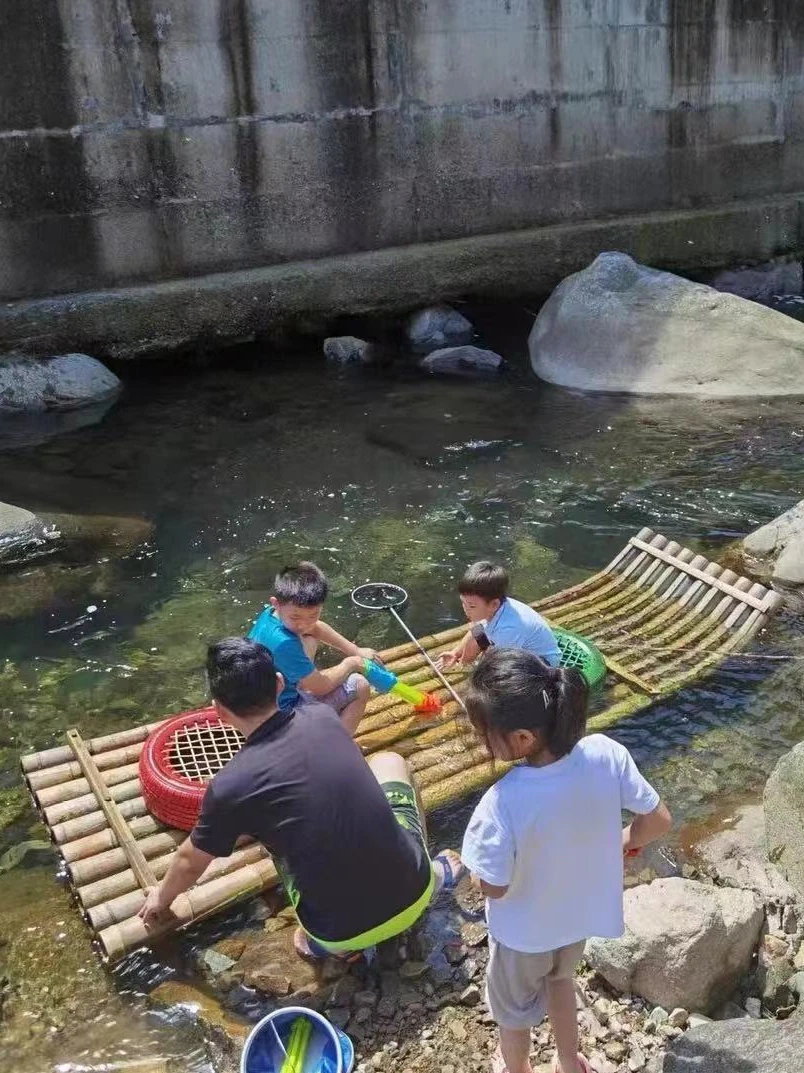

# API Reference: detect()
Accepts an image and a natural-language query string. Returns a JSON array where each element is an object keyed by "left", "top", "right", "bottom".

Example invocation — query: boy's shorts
[
  {"left": 486, "top": 938, "right": 586, "bottom": 1029},
  {"left": 299, "top": 672, "right": 362, "bottom": 714}
]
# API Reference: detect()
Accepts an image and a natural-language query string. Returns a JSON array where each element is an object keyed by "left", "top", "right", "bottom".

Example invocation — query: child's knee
[{"left": 354, "top": 674, "right": 370, "bottom": 700}]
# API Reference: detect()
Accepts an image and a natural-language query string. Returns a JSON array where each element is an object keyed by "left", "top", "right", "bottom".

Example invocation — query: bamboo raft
[{"left": 21, "top": 529, "right": 783, "bottom": 962}]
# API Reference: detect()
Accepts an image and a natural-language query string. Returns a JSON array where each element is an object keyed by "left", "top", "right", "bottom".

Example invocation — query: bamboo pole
[
  {"left": 26, "top": 741, "right": 151, "bottom": 792},
  {"left": 62, "top": 813, "right": 162, "bottom": 864},
  {"left": 66, "top": 728, "right": 157, "bottom": 893},
  {"left": 52, "top": 795, "right": 149, "bottom": 846},
  {"left": 21, "top": 719, "right": 171, "bottom": 774},
  {"left": 69, "top": 829, "right": 186, "bottom": 887},
  {"left": 80, "top": 841, "right": 268, "bottom": 914},
  {"left": 36, "top": 762, "right": 141, "bottom": 808},
  {"left": 98, "top": 857, "right": 278, "bottom": 962},
  {"left": 44, "top": 776, "right": 142, "bottom": 828}
]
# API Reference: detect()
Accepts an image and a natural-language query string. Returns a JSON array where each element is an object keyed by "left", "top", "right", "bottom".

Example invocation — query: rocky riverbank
[{"left": 149, "top": 737, "right": 804, "bottom": 1073}]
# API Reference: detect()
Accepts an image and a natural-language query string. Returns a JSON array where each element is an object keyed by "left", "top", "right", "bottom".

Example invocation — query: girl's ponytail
[{"left": 541, "top": 665, "right": 588, "bottom": 758}]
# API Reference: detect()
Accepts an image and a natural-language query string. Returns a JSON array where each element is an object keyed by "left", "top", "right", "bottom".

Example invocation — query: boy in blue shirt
[
  {"left": 248, "top": 562, "right": 377, "bottom": 735},
  {"left": 436, "top": 561, "right": 560, "bottom": 671}
]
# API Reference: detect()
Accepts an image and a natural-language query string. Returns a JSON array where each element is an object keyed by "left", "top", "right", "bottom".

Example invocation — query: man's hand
[
  {"left": 356, "top": 647, "right": 383, "bottom": 665},
  {"left": 435, "top": 649, "right": 461, "bottom": 671},
  {"left": 138, "top": 886, "right": 177, "bottom": 929}
]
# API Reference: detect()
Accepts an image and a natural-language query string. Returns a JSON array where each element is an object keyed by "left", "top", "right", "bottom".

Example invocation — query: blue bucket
[{"left": 240, "top": 1006, "right": 355, "bottom": 1073}]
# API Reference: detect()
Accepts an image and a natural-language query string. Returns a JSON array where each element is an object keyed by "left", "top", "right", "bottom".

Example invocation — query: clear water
[{"left": 1, "top": 318, "right": 803, "bottom": 1070}]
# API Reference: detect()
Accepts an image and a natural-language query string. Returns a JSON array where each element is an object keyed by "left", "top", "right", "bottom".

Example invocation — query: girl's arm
[{"left": 622, "top": 800, "right": 672, "bottom": 854}]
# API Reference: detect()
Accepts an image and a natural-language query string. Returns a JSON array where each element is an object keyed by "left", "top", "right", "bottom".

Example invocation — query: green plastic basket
[{"left": 554, "top": 626, "right": 607, "bottom": 689}]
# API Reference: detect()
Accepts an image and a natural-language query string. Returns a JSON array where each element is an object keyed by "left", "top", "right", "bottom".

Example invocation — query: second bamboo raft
[{"left": 21, "top": 529, "right": 784, "bottom": 961}]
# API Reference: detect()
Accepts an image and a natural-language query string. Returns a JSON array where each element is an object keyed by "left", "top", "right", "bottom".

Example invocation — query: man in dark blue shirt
[{"left": 139, "top": 638, "right": 463, "bottom": 958}]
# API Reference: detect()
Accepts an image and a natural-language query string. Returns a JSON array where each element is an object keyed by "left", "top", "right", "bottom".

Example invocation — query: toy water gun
[
  {"left": 362, "top": 659, "right": 442, "bottom": 716},
  {"left": 280, "top": 1015, "right": 311, "bottom": 1073}
]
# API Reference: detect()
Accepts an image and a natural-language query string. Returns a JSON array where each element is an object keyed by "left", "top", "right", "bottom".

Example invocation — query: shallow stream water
[{"left": 0, "top": 319, "right": 802, "bottom": 1071}]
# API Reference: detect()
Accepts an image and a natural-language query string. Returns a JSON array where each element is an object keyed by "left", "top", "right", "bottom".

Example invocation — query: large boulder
[
  {"left": 743, "top": 500, "right": 804, "bottom": 586},
  {"left": 765, "top": 742, "right": 804, "bottom": 900},
  {"left": 585, "top": 878, "right": 763, "bottom": 1013},
  {"left": 406, "top": 305, "right": 473, "bottom": 354},
  {"left": 651, "top": 1009, "right": 804, "bottom": 1072},
  {"left": 0, "top": 353, "right": 121, "bottom": 412},
  {"left": 529, "top": 253, "right": 804, "bottom": 396}
]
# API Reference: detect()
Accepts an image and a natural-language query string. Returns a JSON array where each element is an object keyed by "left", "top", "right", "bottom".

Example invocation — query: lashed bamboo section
[{"left": 21, "top": 529, "right": 783, "bottom": 962}]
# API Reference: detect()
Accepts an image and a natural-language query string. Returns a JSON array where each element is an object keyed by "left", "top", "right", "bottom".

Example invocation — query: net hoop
[
  {"left": 139, "top": 708, "right": 245, "bottom": 831},
  {"left": 350, "top": 582, "right": 409, "bottom": 611}
]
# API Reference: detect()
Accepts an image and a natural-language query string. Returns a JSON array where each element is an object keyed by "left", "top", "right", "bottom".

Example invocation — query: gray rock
[
  {"left": 744, "top": 997, "right": 762, "bottom": 1019},
  {"left": 789, "top": 971, "right": 804, "bottom": 998},
  {"left": 696, "top": 804, "right": 798, "bottom": 906},
  {"left": 420, "top": 345, "right": 503, "bottom": 377},
  {"left": 529, "top": 252, "right": 804, "bottom": 396},
  {"left": 648, "top": 1008, "right": 669, "bottom": 1026},
  {"left": 653, "top": 1011, "right": 804, "bottom": 1071},
  {"left": 743, "top": 499, "right": 804, "bottom": 586},
  {"left": 0, "top": 353, "right": 121, "bottom": 412},
  {"left": 323, "top": 336, "right": 374, "bottom": 365},
  {"left": 406, "top": 305, "right": 473, "bottom": 354},
  {"left": 686, "top": 1014, "right": 712, "bottom": 1029},
  {"left": 709, "top": 261, "right": 803, "bottom": 302},
  {"left": 765, "top": 742, "right": 804, "bottom": 899},
  {"left": 668, "top": 1008, "right": 688, "bottom": 1029},
  {"left": 585, "top": 879, "right": 763, "bottom": 1013}
]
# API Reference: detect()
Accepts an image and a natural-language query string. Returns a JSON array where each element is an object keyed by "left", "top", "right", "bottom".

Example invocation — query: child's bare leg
[
  {"left": 499, "top": 1026, "right": 532, "bottom": 1073},
  {"left": 340, "top": 675, "right": 370, "bottom": 736},
  {"left": 545, "top": 978, "right": 582, "bottom": 1073}
]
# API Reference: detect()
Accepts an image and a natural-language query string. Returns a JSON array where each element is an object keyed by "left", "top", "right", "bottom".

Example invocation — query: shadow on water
[{"left": 0, "top": 325, "right": 802, "bottom": 1069}]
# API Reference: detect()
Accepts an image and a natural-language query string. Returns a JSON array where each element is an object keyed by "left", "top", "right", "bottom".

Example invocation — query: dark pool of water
[{"left": 0, "top": 324, "right": 803, "bottom": 1070}]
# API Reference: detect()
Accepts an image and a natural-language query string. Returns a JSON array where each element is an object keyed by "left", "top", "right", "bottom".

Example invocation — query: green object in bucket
[
  {"left": 553, "top": 626, "right": 607, "bottom": 689},
  {"left": 280, "top": 1016, "right": 312, "bottom": 1073}
]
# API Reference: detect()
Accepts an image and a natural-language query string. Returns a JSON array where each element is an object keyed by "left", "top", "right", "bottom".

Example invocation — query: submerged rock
[
  {"left": 0, "top": 353, "right": 121, "bottom": 412},
  {"left": 420, "top": 345, "right": 503, "bottom": 377},
  {"left": 0, "top": 502, "right": 55, "bottom": 564},
  {"left": 529, "top": 252, "right": 804, "bottom": 396},
  {"left": 323, "top": 336, "right": 374, "bottom": 365},
  {"left": 709, "top": 260, "right": 803, "bottom": 302},
  {"left": 585, "top": 878, "right": 763, "bottom": 1013},
  {"left": 765, "top": 742, "right": 804, "bottom": 900},
  {"left": 406, "top": 305, "right": 473, "bottom": 354},
  {"left": 743, "top": 499, "right": 804, "bottom": 586}
]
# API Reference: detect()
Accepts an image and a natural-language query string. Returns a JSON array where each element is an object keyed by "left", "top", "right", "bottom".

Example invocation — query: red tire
[{"left": 139, "top": 708, "right": 244, "bottom": 831}]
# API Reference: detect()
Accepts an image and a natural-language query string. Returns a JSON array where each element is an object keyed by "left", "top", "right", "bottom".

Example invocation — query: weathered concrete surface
[
  {"left": 1, "top": 3, "right": 804, "bottom": 355},
  {"left": 2, "top": 196, "right": 802, "bottom": 360}
]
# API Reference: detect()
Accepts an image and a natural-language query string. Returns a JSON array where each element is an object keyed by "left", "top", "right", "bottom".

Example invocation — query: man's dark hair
[
  {"left": 207, "top": 638, "right": 278, "bottom": 717},
  {"left": 273, "top": 561, "right": 328, "bottom": 607},
  {"left": 458, "top": 561, "right": 509, "bottom": 602}
]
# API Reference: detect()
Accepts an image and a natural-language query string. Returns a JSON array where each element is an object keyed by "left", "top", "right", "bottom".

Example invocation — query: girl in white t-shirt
[{"left": 461, "top": 649, "right": 671, "bottom": 1073}]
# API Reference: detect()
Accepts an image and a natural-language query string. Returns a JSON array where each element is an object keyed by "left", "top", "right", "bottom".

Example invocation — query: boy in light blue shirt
[
  {"left": 248, "top": 562, "right": 377, "bottom": 736},
  {"left": 437, "top": 561, "right": 560, "bottom": 671}
]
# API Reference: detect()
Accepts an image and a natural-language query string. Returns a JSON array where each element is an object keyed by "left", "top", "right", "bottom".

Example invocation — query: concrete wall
[{"left": 2, "top": 2, "right": 804, "bottom": 330}]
